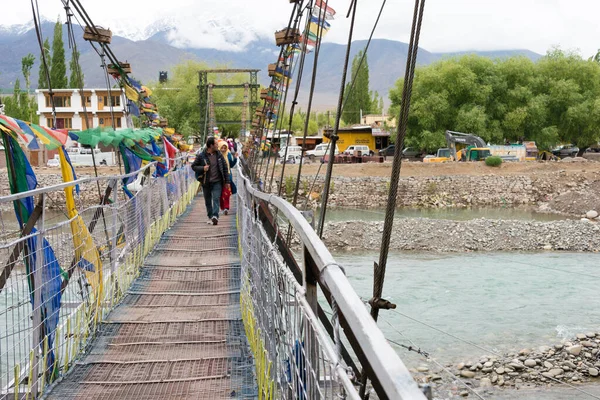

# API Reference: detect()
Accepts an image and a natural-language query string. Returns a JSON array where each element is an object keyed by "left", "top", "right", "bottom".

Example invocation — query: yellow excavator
[{"left": 423, "top": 131, "right": 491, "bottom": 162}]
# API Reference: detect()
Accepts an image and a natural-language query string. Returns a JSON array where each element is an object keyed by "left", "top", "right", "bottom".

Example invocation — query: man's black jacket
[{"left": 191, "top": 150, "right": 230, "bottom": 185}]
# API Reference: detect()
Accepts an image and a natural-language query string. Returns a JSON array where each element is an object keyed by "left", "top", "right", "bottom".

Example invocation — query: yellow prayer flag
[{"left": 58, "top": 147, "right": 103, "bottom": 298}]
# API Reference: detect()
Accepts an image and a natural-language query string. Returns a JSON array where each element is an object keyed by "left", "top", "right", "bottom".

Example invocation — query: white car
[
  {"left": 344, "top": 145, "right": 373, "bottom": 156},
  {"left": 47, "top": 156, "right": 60, "bottom": 167},
  {"left": 278, "top": 146, "right": 303, "bottom": 159},
  {"left": 305, "top": 143, "right": 340, "bottom": 159}
]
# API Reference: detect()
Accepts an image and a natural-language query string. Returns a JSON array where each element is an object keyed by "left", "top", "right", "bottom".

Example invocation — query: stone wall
[{"left": 278, "top": 171, "right": 597, "bottom": 215}]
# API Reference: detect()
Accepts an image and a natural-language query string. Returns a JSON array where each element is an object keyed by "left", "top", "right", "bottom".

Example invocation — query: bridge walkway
[{"left": 45, "top": 195, "right": 256, "bottom": 399}]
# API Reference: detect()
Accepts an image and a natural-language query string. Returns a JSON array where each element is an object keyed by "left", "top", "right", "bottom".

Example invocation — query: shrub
[
  {"left": 485, "top": 156, "right": 502, "bottom": 167},
  {"left": 285, "top": 176, "right": 295, "bottom": 198}
]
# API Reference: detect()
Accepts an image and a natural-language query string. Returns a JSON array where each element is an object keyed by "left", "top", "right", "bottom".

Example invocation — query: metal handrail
[
  {"left": 0, "top": 153, "right": 189, "bottom": 204},
  {"left": 237, "top": 164, "right": 426, "bottom": 399}
]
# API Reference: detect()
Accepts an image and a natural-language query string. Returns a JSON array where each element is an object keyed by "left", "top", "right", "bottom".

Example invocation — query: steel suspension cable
[
  {"left": 290, "top": 0, "right": 330, "bottom": 208},
  {"left": 63, "top": 1, "right": 115, "bottom": 288},
  {"left": 262, "top": 51, "right": 301, "bottom": 189},
  {"left": 316, "top": 0, "right": 359, "bottom": 238},
  {"left": 340, "top": 0, "right": 387, "bottom": 115},
  {"left": 388, "top": 309, "right": 600, "bottom": 400},
  {"left": 266, "top": 50, "right": 302, "bottom": 192},
  {"left": 277, "top": 1, "right": 315, "bottom": 197},
  {"left": 302, "top": 0, "right": 388, "bottom": 211},
  {"left": 254, "top": 1, "right": 303, "bottom": 183},
  {"left": 31, "top": 0, "right": 56, "bottom": 127},
  {"left": 359, "top": 0, "right": 426, "bottom": 397}
]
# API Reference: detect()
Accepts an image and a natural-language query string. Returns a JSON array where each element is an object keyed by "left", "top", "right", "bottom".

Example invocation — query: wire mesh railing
[
  {"left": 0, "top": 161, "right": 198, "bottom": 398},
  {"left": 236, "top": 161, "right": 426, "bottom": 400}
]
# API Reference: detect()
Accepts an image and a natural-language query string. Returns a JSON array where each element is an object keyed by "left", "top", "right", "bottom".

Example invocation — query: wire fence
[
  {"left": 0, "top": 161, "right": 198, "bottom": 398},
  {"left": 236, "top": 161, "right": 426, "bottom": 400}
]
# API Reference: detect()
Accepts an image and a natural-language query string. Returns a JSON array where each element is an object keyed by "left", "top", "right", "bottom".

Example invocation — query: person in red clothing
[{"left": 218, "top": 140, "right": 238, "bottom": 215}]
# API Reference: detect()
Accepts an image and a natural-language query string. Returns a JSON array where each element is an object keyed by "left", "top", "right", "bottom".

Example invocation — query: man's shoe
[
  {"left": 223, "top": 209, "right": 229, "bottom": 216},
  {"left": 207, "top": 219, "right": 213, "bottom": 225},
  {"left": 212, "top": 216, "right": 218, "bottom": 225}
]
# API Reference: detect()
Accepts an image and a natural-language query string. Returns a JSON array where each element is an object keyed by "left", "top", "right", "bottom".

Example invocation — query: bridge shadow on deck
[{"left": 46, "top": 195, "right": 257, "bottom": 399}]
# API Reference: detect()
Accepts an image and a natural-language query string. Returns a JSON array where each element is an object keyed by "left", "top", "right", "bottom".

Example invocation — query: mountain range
[{"left": 0, "top": 21, "right": 542, "bottom": 109}]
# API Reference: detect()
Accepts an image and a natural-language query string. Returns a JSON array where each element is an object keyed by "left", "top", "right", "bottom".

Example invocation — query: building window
[
  {"left": 45, "top": 96, "right": 71, "bottom": 108},
  {"left": 47, "top": 118, "right": 72, "bottom": 129},
  {"left": 103, "top": 95, "right": 121, "bottom": 107},
  {"left": 99, "top": 117, "right": 105, "bottom": 126},
  {"left": 116, "top": 118, "right": 122, "bottom": 128},
  {"left": 83, "top": 96, "right": 92, "bottom": 107}
]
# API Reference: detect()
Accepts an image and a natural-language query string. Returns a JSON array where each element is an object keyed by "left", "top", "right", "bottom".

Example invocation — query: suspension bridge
[{"left": 0, "top": 0, "right": 438, "bottom": 398}]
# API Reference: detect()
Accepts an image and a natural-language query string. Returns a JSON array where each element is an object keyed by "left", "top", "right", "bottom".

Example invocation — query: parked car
[
  {"left": 551, "top": 144, "right": 579, "bottom": 158},
  {"left": 402, "top": 147, "right": 424, "bottom": 159},
  {"left": 47, "top": 156, "right": 60, "bottom": 167},
  {"left": 306, "top": 143, "right": 340, "bottom": 159},
  {"left": 378, "top": 145, "right": 395, "bottom": 157},
  {"left": 278, "top": 145, "right": 303, "bottom": 159},
  {"left": 344, "top": 145, "right": 373, "bottom": 156},
  {"left": 587, "top": 142, "right": 600, "bottom": 153}
]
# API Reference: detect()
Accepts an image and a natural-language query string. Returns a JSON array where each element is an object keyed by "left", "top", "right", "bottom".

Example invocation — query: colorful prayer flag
[
  {"left": 2, "top": 132, "right": 62, "bottom": 377},
  {"left": 58, "top": 147, "right": 103, "bottom": 299}
]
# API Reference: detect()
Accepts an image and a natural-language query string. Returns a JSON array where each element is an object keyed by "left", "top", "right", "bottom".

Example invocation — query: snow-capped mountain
[
  {"left": 0, "top": 20, "right": 541, "bottom": 110},
  {"left": 107, "top": 17, "right": 178, "bottom": 42},
  {"left": 0, "top": 17, "right": 54, "bottom": 38}
]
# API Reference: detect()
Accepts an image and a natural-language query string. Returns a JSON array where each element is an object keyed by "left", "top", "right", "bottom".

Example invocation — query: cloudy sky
[{"left": 2, "top": 0, "right": 599, "bottom": 56}]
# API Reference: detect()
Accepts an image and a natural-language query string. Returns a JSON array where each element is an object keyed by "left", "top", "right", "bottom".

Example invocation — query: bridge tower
[{"left": 198, "top": 69, "right": 260, "bottom": 143}]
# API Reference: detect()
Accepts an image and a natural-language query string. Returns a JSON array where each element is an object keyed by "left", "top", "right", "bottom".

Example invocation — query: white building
[{"left": 36, "top": 88, "right": 127, "bottom": 130}]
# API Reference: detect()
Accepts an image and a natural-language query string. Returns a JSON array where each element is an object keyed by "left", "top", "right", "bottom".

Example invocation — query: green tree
[
  {"left": 20, "top": 54, "right": 36, "bottom": 121},
  {"left": 21, "top": 54, "right": 35, "bottom": 93},
  {"left": 388, "top": 51, "right": 600, "bottom": 153},
  {"left": 369, "top": 91, "right": 385, "bottom": 115},
  {"left": 37, "top": 38, "right": 51, "bottom": 89},
  {"left": 69, "top": 51, "right": 84, "bottom": 88},
  {"left": 50, "top": 19, "right": 68, "bottom": 88},
  {"left": 342, "top": 51, "right": 372, "bottom": 125},
  {"left": 5, "top": 79, "right": 28, "bottom": 120}
]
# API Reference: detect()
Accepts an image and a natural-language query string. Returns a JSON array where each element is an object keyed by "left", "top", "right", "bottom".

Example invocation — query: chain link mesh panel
[
  {"left": 237, "top": 169, "right": 359, "bottom": 400},
  {"left": 0, "top": 163, "right": 198, "bottom": 398}
]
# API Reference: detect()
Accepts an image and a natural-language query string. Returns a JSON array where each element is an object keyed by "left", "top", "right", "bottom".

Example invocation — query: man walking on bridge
[{"left": 192, "top": 136, "right": 230, "bottom": 225}]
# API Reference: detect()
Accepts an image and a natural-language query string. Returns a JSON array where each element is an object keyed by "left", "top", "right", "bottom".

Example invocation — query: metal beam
[
  {"left": 200, "top": 69, "right": 260, "bottom": 73},
  {"left": 210, "top": 84, "right": 260, "bottom": 89},
  {"left": 213, "top": 103, "right": 249, "bottom": 107}
]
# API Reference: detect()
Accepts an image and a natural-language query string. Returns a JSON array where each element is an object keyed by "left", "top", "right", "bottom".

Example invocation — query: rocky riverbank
[
  {"left": 280, "top": 170, "right": 600, "bottom": 217},
  {"left": 412, "top": 332, "right": 600, "bottom": 396},
  {"left": 322, "top": 218, "right": 600, "bottom": 252}
]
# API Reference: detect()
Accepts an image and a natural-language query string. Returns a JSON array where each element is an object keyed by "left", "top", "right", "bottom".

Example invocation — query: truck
[{"left": 489, "top": 142, "right": 538, "bottom": 161}]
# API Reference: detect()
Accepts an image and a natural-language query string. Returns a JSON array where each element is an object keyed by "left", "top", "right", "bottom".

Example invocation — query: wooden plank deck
[{"left": 45, "top": 196, "right": 257, "bottom": 399}]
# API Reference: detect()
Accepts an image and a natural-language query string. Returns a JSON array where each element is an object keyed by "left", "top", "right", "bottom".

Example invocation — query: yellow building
[{"left": 322, "top": 126, "right": 390, "bottom": 153}]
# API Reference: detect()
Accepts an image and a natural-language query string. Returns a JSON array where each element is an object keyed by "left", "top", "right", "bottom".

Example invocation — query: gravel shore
[{"left": 322, "top": 218, "right": 600, "bottom": 252}]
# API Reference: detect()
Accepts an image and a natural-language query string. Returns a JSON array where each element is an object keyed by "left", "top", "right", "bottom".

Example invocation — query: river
[{"left": 332, "top": 250, "right": 600, "bottom": 398}]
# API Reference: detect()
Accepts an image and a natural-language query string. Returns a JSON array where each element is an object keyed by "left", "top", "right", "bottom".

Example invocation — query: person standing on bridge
[
  {"left": 218, "top": 139, "right": 238, "bottom": 215},
  {"left": 192, "top": 136, "right": 230, "bottom": 225}
]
